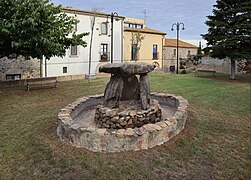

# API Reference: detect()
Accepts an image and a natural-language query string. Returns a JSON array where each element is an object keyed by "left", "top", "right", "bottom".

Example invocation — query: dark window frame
[
  {"left": 153, "top": 44, "right": 158, "bottom": 60},
  {"left": 63, "top": 67, "right": 67, "bottom": 74},
  {"left": 70, "top": 45, "right": 77, "bottom": 56},
  {"left": 100, "top": 43, "right": 109, "bottom": 62},
  {"left": 6, "top": 74, "right": 21, "bottom": 80},
  {"left": 131, "top": 44, "right": 138, "bottom": 60}
]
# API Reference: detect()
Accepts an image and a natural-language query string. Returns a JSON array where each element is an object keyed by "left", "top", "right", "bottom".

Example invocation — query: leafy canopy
[
  {"left": 202, "top": 0, "right": 251, "bottom": 60},
  {"left": 0, "top": 0, "right": 88, "bottom": 59}
]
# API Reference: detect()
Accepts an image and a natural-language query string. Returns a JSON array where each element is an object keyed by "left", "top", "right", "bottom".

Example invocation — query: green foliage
[
  {"left": 0, "top": 0, "right": 88, "bottom": 59},
  {"left": 202, "top": 0, "right": 251, "bottom": 61},
  {"left": 180, "top": 69, "right": 187, "bottom": 74},
  {"left": 193, "top": 42, "right": 203, "bottom": 65},
  {"left": 130, "top": 32, "right": 145, "bottom": 61}
]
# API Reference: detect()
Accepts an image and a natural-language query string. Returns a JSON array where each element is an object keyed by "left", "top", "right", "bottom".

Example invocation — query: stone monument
[
  {"left": 57, "top": 62, "right": 189, "bottom": 152},
  {"left": 100, "top": 62, "right": 155, "bottom": 109},
  {"left": 95, "top": 62, "right": 163, "bottom": 129}
]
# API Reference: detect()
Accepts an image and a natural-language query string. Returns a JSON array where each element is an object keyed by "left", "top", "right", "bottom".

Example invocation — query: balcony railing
[
  {"left": 100, "top": 53, "right": 109, "bottom": 62},
  {"left": 153, "top": 52, "right": 159, "bottom": 60}
]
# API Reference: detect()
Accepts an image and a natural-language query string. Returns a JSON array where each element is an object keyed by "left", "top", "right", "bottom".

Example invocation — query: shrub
[{"left": 180, "top": 70, "right": 187, "bottom": 74}]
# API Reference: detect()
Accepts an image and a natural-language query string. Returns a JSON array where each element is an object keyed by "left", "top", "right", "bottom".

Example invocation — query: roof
[
  {"left": 124, "top": 27, "right": 166, "bottom": 35},
  {"left": 164, "top": 38, "right": 198, "bottom": 48},
  {"left": 62, "top": 6, "right": 125, "bottom": 19}
]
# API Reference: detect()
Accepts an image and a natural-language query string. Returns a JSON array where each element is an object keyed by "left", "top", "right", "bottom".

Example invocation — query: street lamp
[
  {"left": 110, "top": 12, "right": 118, "bottom": 63},
  {"left": 171, "top": 22, "right": 185, "bottom": 74}
]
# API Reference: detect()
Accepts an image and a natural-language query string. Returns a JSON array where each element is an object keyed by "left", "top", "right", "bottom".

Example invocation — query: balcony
[
  {"left": 100, "top": 53, "right": 109, "bottom": 62},
  {"left": 153, "top": 52, "right": 159, "bottom": 60}
]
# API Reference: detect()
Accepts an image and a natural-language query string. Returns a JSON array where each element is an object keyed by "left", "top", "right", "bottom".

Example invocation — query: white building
[{"left": 41, "top": 7, "right": 124, "bottom": 78}]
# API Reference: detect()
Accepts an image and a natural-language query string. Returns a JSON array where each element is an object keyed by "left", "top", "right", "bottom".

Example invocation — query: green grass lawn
[{"left": 0, "top": 73, "right": 250, "bottom": 179}]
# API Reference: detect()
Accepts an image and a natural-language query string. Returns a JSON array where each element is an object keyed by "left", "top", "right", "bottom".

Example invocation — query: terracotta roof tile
[{"left": 164, "top": 38, "right": 198, "bottom": 48}]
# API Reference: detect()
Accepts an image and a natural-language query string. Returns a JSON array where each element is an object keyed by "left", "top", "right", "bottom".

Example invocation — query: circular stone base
[
  {"left": 57, "top": 93, "right": 188, "bottom": 152},
  {"left": 95, "top": 99, "right": 162, "bottom": 129}
]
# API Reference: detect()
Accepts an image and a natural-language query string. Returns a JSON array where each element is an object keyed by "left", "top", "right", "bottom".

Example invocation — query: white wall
[{"left": 42, "top": 12, "right": 124, "bottom": 77}]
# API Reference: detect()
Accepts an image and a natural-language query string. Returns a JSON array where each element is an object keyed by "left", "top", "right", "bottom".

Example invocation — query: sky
[{"left": 52, "top": 0, "right": 217, "bottom": 47}]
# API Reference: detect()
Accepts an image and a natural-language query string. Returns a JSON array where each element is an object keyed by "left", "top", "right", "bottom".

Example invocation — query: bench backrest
[
  {"left": 197, "top": 69, "right": 216, "bottom": 73},
  {"left": 26, "top": 77, "right": 57, "bottom": 82}
]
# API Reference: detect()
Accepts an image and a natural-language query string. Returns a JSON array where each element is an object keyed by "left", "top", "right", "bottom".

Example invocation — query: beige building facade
[
  {"left": 124, "top": 17, "right": 166, "bottom": 68},
  {"left": 163, "top": 38, "right": 198, "bottom": 71}
]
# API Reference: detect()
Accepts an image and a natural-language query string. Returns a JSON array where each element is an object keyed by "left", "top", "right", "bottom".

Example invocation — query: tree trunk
[
  {"left": 40, "top": 55, "right": 43, "bottom": 77},
  {"left": 88, "top": 17, "right": 96, "bottom": 83},
  {"left": 230, "top": 59, "right": 236, "bottom": 80}
]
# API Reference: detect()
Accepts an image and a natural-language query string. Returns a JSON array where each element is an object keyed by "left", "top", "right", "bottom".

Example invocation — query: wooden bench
[
  {"left": 25, "top": 77, "right": 59, "bottom": 92},
  {"left": 195, "top": 69, "right": 216, "bottom": 78}
]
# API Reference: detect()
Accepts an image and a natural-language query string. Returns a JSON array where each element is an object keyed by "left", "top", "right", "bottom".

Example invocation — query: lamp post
[
  {"left": 171, "top": 22, "right": 185, "bottom": 74},
  {"left": 110, "top": 12, "right": 118, "bottom": 63}
]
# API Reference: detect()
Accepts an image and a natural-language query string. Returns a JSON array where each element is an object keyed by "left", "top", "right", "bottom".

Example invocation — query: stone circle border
[{"left": 57, "top": 93, "right": 188, "bottom": 152}]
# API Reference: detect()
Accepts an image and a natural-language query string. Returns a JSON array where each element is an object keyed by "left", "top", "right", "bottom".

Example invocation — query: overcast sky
[{"left": 52, "top": 0, "right": 217, "bottom": 47}]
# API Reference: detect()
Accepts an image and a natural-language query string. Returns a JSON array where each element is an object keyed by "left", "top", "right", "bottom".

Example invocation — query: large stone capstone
[
  {"left": 99, "top": 62, "right": 155, "bottom": 75},
  {"left": 99, "top": 62, "right": 155, "bottom": 110}
]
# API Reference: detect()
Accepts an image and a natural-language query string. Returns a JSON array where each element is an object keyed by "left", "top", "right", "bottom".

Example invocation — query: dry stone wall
[
  {"left": 95, "top": 99, "right": 162, "bottom": 129},
  {"left": 0, "top": 56, "right": 40, "bottom": 81},
  {"left": 57, "top": 93, "right": 188, "bottom": 152}
]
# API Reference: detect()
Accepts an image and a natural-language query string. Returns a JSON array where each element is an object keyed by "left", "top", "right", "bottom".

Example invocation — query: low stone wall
[
  {"left": 0, "top": 74, "right": 85, "bottom": 89},
  {"left": 57, "top": 93, "right": 188, "bottom": 152},
  {"left": 95, "top": 99, "right": 162, "bottom": 129}
]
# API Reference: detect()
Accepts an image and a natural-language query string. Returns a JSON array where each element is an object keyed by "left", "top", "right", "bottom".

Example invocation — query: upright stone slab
[
  {"left": 121, "top": 75, "right": 139, "bottom": 101},
  {"left": 139, "top": 74, "right": 150, "bottom": 110},
  {"left": 104, "top": 75, "right": 124, "bottom": 108}
]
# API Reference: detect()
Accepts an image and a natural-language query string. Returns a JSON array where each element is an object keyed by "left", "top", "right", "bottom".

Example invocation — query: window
[
  {"left": 128, "top": 23, "right": 143, "bottom": 29},
  {"left": 70, "top": 45, "right": 77, "bottom": 56},
  {"left": 63, "top": 67, "right": 67, "bottom": 74},
  {"left": 6, "top": 74, "right": 21, "bottom": 80},
  {"left": 74, "top": 23, "right": 77, "bottom": 31},
  {"left": 101, "top": 22, "right": 108, "bottom": 35},
  {"left": 153, "top": 44, "right": 158, "bottom": 60},
  {"left": 131, "top": 44, "right": 137, "bottom": 60},
  {"left": 173, "top": 49, "right": 176, "bottom": 56},
  {"left": 100, "top": 43, "right": 108, "bottom": 62},
  {"left": 124, "top": 23, "right": 129, "bottom": 28},
  {"left": 188, "top": 50, "right": 191, "bottom": 56},
  {"left": 136, "top": 24, "right": 143, "bottom": 29}
]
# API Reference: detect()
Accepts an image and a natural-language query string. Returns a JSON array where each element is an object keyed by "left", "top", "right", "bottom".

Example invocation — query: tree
[
  {"left": 202, "top": 0, "right": 251, "bottom": 79},
  {"left": 88, "top": 8, "right": 98, "bottom": 83},
  {"left": 193, "top": 41, "right": 203, "bottom": 65},
  {"left": 131, "top": 32, "right": 145, "bottom": 61},
  {"left": 0, "top": 0, "right": 88, "bottom": 60}
]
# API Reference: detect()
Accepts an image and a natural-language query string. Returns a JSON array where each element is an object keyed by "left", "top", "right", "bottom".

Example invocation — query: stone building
[
  {"left": 163, "top": 38, "right": 198, "bottom": 72},
  {"left": 123, "top": 17, "right": 166, "bottom": 68},
  {"left": 0, "top": 56, "right": 40, "bottom": 81}
]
